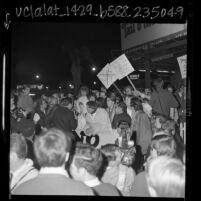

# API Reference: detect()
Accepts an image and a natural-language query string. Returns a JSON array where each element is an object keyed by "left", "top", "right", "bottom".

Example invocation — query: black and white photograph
[{"left": 0, "top": 0, "right": 192, "bottom": 199}]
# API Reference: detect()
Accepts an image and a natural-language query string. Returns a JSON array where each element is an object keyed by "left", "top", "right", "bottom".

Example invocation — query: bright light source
[
  {"left": 157, "top": 70, "right": 169, "bottom": 73},
  {"left": 92, "top": 67, "right": 96, "bottom": 71},
  {"left": 93, "top": 81, "right": 97, "bottom": 85},
  {"left": 59, "top": 86, "right": 61, "bottom": 89},
  {"left": 46, "top": 86, "right": 48, "bottom": 89},
  {"left": 29, "top": 93, "right": 36, "bottom": 96},
  {"left": 35, "top": 75, "right": 40, "bottom": 79}
]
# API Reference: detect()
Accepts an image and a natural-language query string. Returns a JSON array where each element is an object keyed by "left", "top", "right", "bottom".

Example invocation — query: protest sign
[
  {"left": 177, "top": 55, "right": 187, "bottom": 79},
  {"left": 110, "top": 54, "right": 134, "bottom": 80},
  {"left": 97, "top": 63, "right": 119, "bottom": 89}
]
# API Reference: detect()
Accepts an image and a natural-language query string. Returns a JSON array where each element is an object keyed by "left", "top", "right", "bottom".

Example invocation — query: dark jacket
[
  {"left": 149, "top": 89, "right": 179, "bottom": 117},
  {"left": 46, "top": 105, "right": 77, "bottom": 140},
  {"left": 112, "top": 113, "right": 131, "bottom": 129},
  {"left": 130, "top": 171, "right": 150, "bottom": 197}
]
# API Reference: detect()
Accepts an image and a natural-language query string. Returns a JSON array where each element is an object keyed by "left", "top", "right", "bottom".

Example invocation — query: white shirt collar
[
  {"left": 40, "top": 167, "right": 69, "bottom": 177},
  {"left": 84, "top": 177, "right": 101, "bottom": 187}
]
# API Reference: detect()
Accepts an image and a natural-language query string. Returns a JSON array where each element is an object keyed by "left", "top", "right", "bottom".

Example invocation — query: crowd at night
[
  {"left": 10, "top": 81, "right": 186, "bottom": 196},
  {"left": 8, "top": 22, "right": 188, "bottom": 198}
]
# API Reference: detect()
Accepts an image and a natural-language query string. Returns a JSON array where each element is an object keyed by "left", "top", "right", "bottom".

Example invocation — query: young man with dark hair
[
  {"left": 46, "top": 96, "right": 77, "bottom": 141},
  {"left": 112, "top": 102, "right": 131, "bottom": 129},
  {"left": 70, "top": 142, "right": 121, "bottom": 196},
  {"left": 84, "top": 101, "right": 115, "bottom": 147},
  {"left": 13, "top": 129, "right": 93, "bottom": 195}
]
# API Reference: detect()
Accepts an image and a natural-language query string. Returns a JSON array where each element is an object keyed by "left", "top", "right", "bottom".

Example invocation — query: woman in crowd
[
  {"left": 101, "top": 144, "right": 136, "bottom": 196},
  {"left": 112, "top": 102, "right": 131, "bottom": 129},
  {"left": 130, "top": 97, "right": 152, "bottom": 159},
  {"left": 106, "top": 94, "right": 116, "bottom": 123}
]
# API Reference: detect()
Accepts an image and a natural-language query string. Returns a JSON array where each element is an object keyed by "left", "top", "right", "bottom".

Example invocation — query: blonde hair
[{"left": 146, "top": 156, "right": 185, "bottom": 197}]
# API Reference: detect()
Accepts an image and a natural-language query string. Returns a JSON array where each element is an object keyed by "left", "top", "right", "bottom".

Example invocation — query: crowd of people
[{"left": 10, "top": 77, "right": 186, "bottom": 197}]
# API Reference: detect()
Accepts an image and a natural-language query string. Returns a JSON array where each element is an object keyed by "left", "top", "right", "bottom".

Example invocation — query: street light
[
  {"left": 93, "top": 81, "right": 97, "bottom": 85},
  {"left": 92, "top": 67, "right": 96, "bottom": 72},
  {"left": 35, "top": 74, "right": 40, "bottom": 79}
]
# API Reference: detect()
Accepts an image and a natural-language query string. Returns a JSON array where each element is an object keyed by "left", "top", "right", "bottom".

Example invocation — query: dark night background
[{"left": 11, "top": 22, "right": 121, "bottom": 89}]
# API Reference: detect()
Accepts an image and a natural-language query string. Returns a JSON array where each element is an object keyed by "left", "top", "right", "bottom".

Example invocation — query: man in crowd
[
  {"left": 130, "top": 133, "right": 178, "bottom": 197},
  {"left": 70, "top": 142, "right": 121, "bottom": 196},
  {"left": 84, "top": 101, "right": 117, "bottom": 147},
  {"left": 46, "top": 96, "right": 77, "bottom": 141},
  {"left": 17, "top": 85, "right": 34, "bottom": 115},
  {"left": 13, "top": 128, "right": 94, "bottom": 195},
  {"left": 149, "top": 78, "right": 179, "bottom": 118},
  {"left": 10, "top": 133, "right": 38, "bottom": 194}
]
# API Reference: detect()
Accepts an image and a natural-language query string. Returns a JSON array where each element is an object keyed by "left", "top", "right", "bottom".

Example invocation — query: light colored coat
[{"left": 10, "top": 158, "right": 38, "bottom": 193}]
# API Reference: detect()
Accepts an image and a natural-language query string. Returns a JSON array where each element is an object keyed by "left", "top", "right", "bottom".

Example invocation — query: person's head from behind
[
  {"left": 115, "top": 102, "right": 127, "bottom": 114},
  {"left": 130, "top": 97, "right": 143, "bottom": 111},
  {"left": 70, "top": 142, "right": 103, "bottom": 182},
  {"left": 149, "top": 134, "right": 177, "bottom": 159},
  {"left": 96, "top": 97, "right": 106, "bottom": 108},
  {"left": 101, "top": 144, "right": 122, "bottom": 167},
  {"left": 34, "top": 129, "right": 71, "bottom": 168},
  {"left": 86, "top": 101, "right": 97, "bottom": 114},
  {"left": 146, "top": 156, "right": 185, "bottom": 197},
  {"left": 10, "top": 133, "right": 27, "bottom": 172},
  {"left": 60, "top": 97, "right": 74, "bottom": 110}
]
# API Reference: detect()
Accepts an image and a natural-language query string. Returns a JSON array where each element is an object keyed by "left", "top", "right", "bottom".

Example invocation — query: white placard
[
  {"left": 177, "top": 55, "right": 187, "bottom": 79},
  {"left": 97, "top": 63, "right": 119, "bottom": 89},
  {"left": 110, "top": 54, "right": 135, "bottom": 80}
]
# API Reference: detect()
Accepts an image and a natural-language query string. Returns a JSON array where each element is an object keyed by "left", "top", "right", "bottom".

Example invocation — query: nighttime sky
[{"left": 11, "top": 22, "right": 121, "bottom": 88}]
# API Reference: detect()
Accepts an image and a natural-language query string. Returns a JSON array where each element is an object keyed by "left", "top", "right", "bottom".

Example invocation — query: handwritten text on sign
[
  {"left": 97, "top": 63, "right": 119, "bottom": 89},
  {"left": 177, "top": 55, "right": 187, "bottom": 79}
]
